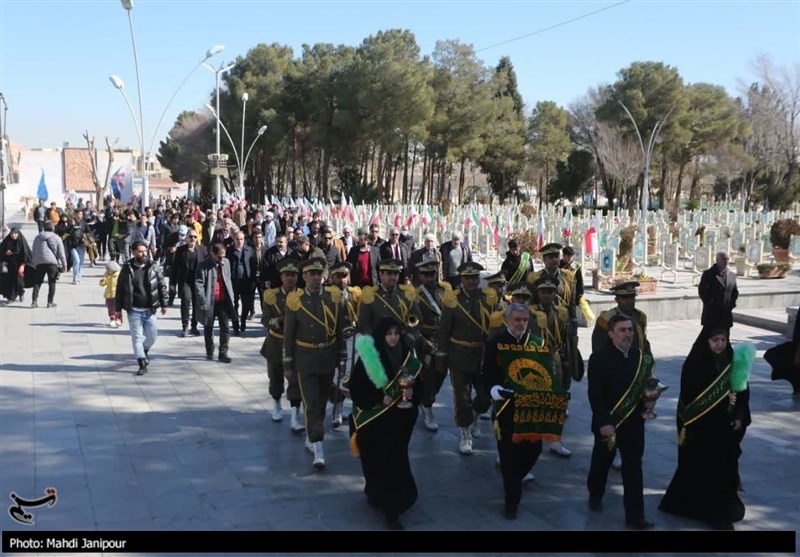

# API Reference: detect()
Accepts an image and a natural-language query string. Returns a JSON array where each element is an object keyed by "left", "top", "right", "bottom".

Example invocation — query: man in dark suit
[
  {"left": 171, "top": 228, "right": 207, "bottom": 336},
  {"left": 346, "top": 230, "right": 380, "bottom": 288},
  {"left": 227, "top": 231, "right": 257, "bottom": 335},
  {"left": 379, "top": 227, "right": 411, "bottom": 283},
  {"left": 586, "top": 313, "right": 654, "bottom": 530},
  {"left": 259, "top": 234, "right": 292, "bottom": 292},
  {"left": 698, "top": 251, "right": 738, "bottom": 331}
]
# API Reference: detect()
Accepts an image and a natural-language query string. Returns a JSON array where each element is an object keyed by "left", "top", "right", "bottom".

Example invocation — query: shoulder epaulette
[
  {"left": 526, "top": 270, "right": 541, "bottom": 284},
  {"left": 286, "top": 290, "right": 302, "bottom": 311},
  {"left": 263, "top": 287, "right": 280, "bottom": 306},
  {"left": 439, "top": 281, "right": 453, "bottom": 291},
  {"left": 596, "top": 309, "right": 613, "bottom": 329},
  {"left": 360, "top": 285, "right": 377, "bottom": 304},
  {"left": 348, "top": 286, "right": 362, "bottom": 303},
  {"left": 442, "top": 289, "right": 458, "bottom": 309},
  {"left": 482, "top": 288, "right": 498, "bottom": 307},
  {"left": 560, "top": 268, "right": 576, "bottom": 281},
  {"left": 489, "top": 310, "right": 505, "bottom": 328},
  {"left": 555, "top": 305, "right": 569, "bottom": 321},
  {"left": 399, "top": 283, "right": 418, "bottom": 303},
  {"left": 325, "top": 286, "right": 343, "bottom": 304}
]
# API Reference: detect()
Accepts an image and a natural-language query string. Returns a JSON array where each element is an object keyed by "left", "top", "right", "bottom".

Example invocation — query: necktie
[{"left": 394, "top": 245, "right": 399, "bottom": 259}]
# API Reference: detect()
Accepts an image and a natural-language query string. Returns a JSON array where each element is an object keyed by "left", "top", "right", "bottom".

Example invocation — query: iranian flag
[
  {"left": 536, "top": 213, "right": 546, "bottom": 251},
  {"left": 585, "top": 226, "right": 598, "bottom": 255},
  {"left": 465, "top": 208, "right": 478, "bottom": 230},
  {"left": 505, "top": 208, "right": 514, "bottom": 236},
  {"left": 478, "top": 205, "right": 491, "bottom": 228},
  {"left": 393, "top": 205, "right": 402, "bottom": 228},
  {"left": 339, "top": 195, "right": 347, "bottom": 219},
  {"left": 329, "top": 197, "right": 336, "bottom": 218},
  {"left": 406, "top": 204, "right": 418, "bottom": 227},
  {"left": 492, "top": 215, "right": 500, "bottom": 248},
  {"left": 348, "top": 197, "right": 357, "bottom": 223},
  {"left": 369, "top": 205, "right": 381, "bottom": 226},
  {"left": 421, "top": 204, "right": 432, "bottom": 226}
]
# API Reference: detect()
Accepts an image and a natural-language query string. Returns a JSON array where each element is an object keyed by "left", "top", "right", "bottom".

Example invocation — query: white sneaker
[
  {"left": 108, "top": 318, "right": 116, "bottom": 327},
  {"left": 304, "top": 436, "right": 314, "bottom": 453},
  {"left": 331, "top": 403, "right": 342, "bottom": 429},
  {"left": 612, "top": 455, "right": 622, "bottom": 470},
  {"left": 422, "top": 407, "right": 438, "bottom": 431},
  {"left": 271, "top": 399, "right": 283, "bottom": 422},
  {"left": 290, "top": 407, "right": 305, "bottom": 433},
  {"left": 312, "top": 442, "right": 326, "bottom": 470},
  {"left": 458, "top": 427, "right": 473, "bottom": 456},
  {"left": 522, "top": 472, "right": 536, "bottom": 483},
  {"left": 550, "top": 442, "right": 572, "bottom": 458}
]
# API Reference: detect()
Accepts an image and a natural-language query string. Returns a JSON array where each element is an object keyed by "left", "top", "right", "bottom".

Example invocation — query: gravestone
[
  {"left": 686, "top": 235, "right": 696, "bottom": 254},
  {"left": 694, "top": 246, "right": 711, "bottom": 271},
  {"left": 732, "top": 229, "right": 744, "bottom": 251},
  {"left": 747, "top": 240, "right": 763, "bottom": 264},
  {"left": 599, "top": 249, "right": 616, "bottom": 275},
  {"left": 705, "top": 229, "right": 717, "bottom": 247},
  {"left": 791, "top": 235, "right": 800, "bottom": 258},
  {"left": 609, "top": 236, "right": 620, "bottom": 252},
  {"left": 663, "top": 243, "right": 679, "bottom": 268},
  {"left": 633, "top": 237, "right": 646, "bottom": 262}
]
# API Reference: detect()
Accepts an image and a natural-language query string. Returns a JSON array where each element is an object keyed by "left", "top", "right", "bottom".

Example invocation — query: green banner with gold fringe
[{"left": 497, "top": 336, "right": 569, "bottom": 443}]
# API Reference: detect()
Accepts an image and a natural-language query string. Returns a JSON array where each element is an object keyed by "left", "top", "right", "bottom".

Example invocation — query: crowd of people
[{"left": 5, "top": 194, "right": 793, "bottom": 533}]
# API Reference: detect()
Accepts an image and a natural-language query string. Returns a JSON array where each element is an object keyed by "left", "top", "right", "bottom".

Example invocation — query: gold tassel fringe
[{"left": 350, "top": 432, "right": 360, "bottom": 457}]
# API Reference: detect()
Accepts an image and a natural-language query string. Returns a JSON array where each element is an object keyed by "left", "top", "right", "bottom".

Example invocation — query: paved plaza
[{"left": 1, "top": 221, "right": 799, "bottom": 556}]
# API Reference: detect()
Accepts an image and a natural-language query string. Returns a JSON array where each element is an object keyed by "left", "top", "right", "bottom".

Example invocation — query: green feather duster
[
  {"left": 355, "top": 334, "right": 388, "bottom": 389},
  {"left": 730, "top": 342, "right": 755, "bottom": 393}
]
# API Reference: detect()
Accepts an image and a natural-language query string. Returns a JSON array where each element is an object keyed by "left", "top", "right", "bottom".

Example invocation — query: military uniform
[
  {"left": 436, "top": 262, "right": 497, "bottom": 455},
  {"left": 414, "top": 260, "right": 452, "bottom": 431},
  {"left": 282, "top": 257, "right": 347, "bottom": 469},
  {"left": 357, "top": 259, "right": 423, "bottom": 341},
  {"left": 327, "top": 261, "right": 361, "bottom": 428},
  {"left": 591, "top": 282, "right": 652, "bottom": 355},
  {"left": 260, "top": 259, "right": 303, "bottom": 429}
]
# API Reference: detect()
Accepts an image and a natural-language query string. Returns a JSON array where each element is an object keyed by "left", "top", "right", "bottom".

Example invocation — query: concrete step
[{"left": 733, "top": 308, "right": 795, "bottom": 338}]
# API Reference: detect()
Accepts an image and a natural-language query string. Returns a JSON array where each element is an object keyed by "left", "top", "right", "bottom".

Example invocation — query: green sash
[
  {"left": 508, "top": 252, "right": 531, "bottom": 284},
  {"left": 495, "top": 334, "right": 569, "bottom": 443},
  {"left": 351, "top": 352, "right": 423, "bottom": 432},
  {"left": 609, "top": 351, "right": 654, "bottom": 429},
  {"left": 676, "top": 363, "right": 731, "bottom": 444}
]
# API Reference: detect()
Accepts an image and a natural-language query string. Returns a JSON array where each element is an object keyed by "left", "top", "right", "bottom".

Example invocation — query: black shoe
[
  {"left": 503, "top": 504, "right": 518, "bottom": 520},
  {"left": 136, "top": 358, "right": 148, "bottom": 376},
  {"left": 47, "top": 302, "right": 57, "bottom": 308},
  {"left": 385, "top": 514, "right": 404, "bottom": 530},
  {"left": 708, "top": 518, "right": 734, "bottom": 531},
  {"left": 233, "top": 330, "right": 241, "bottom": 337},
  {"left": 626, "top": 518, "right": 654, "bottom": 530},
  {"left": 190, "top": 328, "right": 200, "bottom": 336},
  {"left": 31, "top": 301, "right": 38, "bottom": 308},
  {"left": 18, "top": 294, "right": 24, "bottom": 302},
  {"left": 589, "top": 497, "right": 603, "bottom": 512},
  {"left": 144, "top": 349, "right": 150, "bottom": 365},
  {"left": 219, "top": 354, "right": 232, "bottom": 364},
  {"left": 181, "top": 328, "right": 189, "bottom": 338},
  {"left": 206, "top": 354, "right": 214, "bottom": 361}
]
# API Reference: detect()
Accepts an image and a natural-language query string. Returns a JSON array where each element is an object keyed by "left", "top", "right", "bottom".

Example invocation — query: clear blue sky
[{"left": 1, "top": 0, "right": 798, "bottom": 151}]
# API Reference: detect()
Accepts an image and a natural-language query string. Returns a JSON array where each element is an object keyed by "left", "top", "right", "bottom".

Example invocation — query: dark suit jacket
[
  {"left": 379, "top": 241, "right": 411, "bottom": 282},
  {"left": 698, "top": 264, "right": 738, "bottom": 329},
  {"left": 171, "top": 244, "right": 208, "bottom": 287},
  {"left": 227, "top": 244, "right": 257, "bottom": 284},
  {"left": 587, "top": 345, "right": 644, "bottom": 435},
  {"left": 259, "top": 246, "right": 293, "bottom": 290},
  {"left": 346, "top": 245, "right": 380, "bottom": 287}
]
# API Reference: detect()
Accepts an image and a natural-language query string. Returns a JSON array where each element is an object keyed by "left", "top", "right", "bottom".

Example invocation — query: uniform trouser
[
  {"left": 128, "top": 309, "right": 158, "bottom": 359},
  {"left": 422, "top": 360, "right": 448, "bottom": 408},
  {"left": 329, "top": 338, "right": 353, "bottom": 406},
  {"left": 586, "top": 418, "right": 645, "bottom": 521},
  {"left": 449, "top": 362, "right": 490, "bottom": 427},
  {"left": 232, "top": 278, "right": 255, "bottom": 331},
  {"left": 298, "top": 368, "right": 335, "bottom": 443},
  {"left": 497, "top": 429, "right": 542, "bottom": 507},
  {"left": 267, "top": 357, "right": 301, "bottom": 407},
  {"left": 179, "top": 283, "right": 198, "bottom": 330},
  {"left": 32, "top": 264, "right": 59, "bottom": 304},
  {"left": 204, "top": 304, "right": 231, "bottom": 357}
]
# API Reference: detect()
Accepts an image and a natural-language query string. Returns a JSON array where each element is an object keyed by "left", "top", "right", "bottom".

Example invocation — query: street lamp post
[
  {"left": 203, "top": 61, "right": 235, "bottom": 207},
  {"left": 204, "top": 102, "right": 266, "bottom": 203},
  {"left": 0, "top": 93, "right": 8, "bottom": 238},
  {"left": 113, "top": 0, "right": 222, "bottom": 211},
  {"left": 617, "top": 101, "right": 675, "bottom": 212}
]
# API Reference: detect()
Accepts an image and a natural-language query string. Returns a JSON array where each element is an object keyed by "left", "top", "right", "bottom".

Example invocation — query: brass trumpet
[{"left": 407, "top": 315, "right": 420, "bottom": 329}]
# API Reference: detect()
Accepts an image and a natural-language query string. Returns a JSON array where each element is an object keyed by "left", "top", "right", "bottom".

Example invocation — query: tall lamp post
[
  {"left": 113, "top": 0, "right": 223, "bottom": 211},
  {"left": 203, "top": 61, "right": 235, "bottom": 207},
  {"left": 617, "top": 101, "right": 675, "bottom": 212},
  {"left": 0, "top": 93, "right": 8, "bottom": 238},
  {"left": 205, "top": 102, "right": 266, "bottom": 202}
]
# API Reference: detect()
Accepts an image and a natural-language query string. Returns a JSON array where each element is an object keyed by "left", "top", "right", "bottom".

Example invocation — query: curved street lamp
[
  {"left": 205, "top": 103, "right": 267, "bottom": 200},
  {"left": 112, "top": 0, "right": 222, "bottom": 210}
]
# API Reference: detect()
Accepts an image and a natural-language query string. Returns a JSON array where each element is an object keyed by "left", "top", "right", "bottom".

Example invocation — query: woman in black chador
[
  {"left": 0, "top": 228, "right": 32, "bottom": 302},
  {"left": 659, "top": 326, "right": 750, "bottom": 530},
  {"left": 347, "top": 317, "right": 422, "bottom": 530}
]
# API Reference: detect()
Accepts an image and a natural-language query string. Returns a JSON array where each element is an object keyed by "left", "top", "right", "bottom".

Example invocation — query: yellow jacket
[{"left": 99, "top": 271, "right": 120, "bottom": 299}]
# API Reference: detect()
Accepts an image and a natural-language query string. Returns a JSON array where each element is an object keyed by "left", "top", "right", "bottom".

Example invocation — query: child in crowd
[{"left": 100, "top": 261, "right": 122, "bottom": 327}]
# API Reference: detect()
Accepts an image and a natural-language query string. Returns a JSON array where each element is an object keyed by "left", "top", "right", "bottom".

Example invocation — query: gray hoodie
[{"left": 32, "top": 231, "right": 67, "bottom": 268}]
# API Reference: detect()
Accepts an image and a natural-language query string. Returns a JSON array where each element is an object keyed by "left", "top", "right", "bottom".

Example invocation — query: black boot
[
  {"left": 144, "top": 348, "right": 150, "bottom": 365},
  {"left": 136, "top": 358, "right": 148, "bottom": 376}
]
